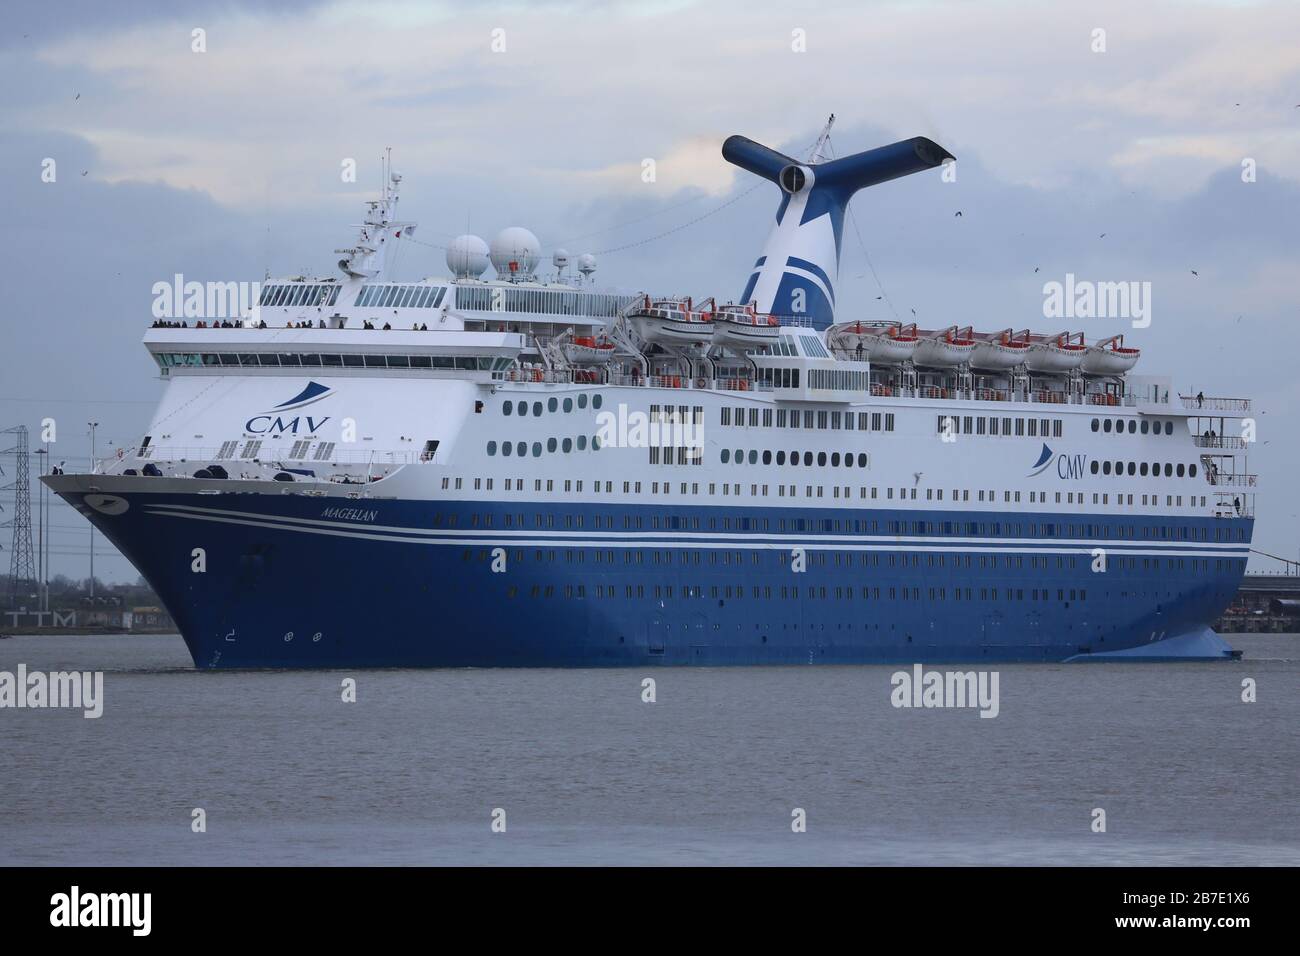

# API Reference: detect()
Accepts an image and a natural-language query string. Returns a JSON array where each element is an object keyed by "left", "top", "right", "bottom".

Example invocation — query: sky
[{"left": 1, "top": 0, "right": 1298, "bottom": 583}]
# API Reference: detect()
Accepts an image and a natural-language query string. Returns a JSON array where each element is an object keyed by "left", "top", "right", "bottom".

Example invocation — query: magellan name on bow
[{"left": 322, "top": 507, "right": 378, "bottom": 522}]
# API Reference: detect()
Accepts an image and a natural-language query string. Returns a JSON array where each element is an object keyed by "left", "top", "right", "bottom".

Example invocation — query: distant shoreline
[{"left": 0, "top": 628, "right": 179, "bottom": 638}]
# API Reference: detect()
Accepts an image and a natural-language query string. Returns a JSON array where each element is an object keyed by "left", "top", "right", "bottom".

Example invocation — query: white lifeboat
[
  {"left": 562, "top": 335, "right": 617, "bottom": 366},
  {"left": 914, "top": 325, "right": 976, "bottom": 367},
  {"left": 630, "top": 295, "right": 713, "bottom": 346},
  {"left": 831, "top": 320, "right": 918, "bottom": 363},
  {"left": 1025, "top": 331, "right": 1087, "bottom": 373},
  {"left": 971, "top": 329, "right": 1032, "bottom": 370},
  {"left": 1081, "top": 334, "right": 1141, "bottom": 375},
  {"left": 710, "top": 300, "right": 780, "bottom": 348}
]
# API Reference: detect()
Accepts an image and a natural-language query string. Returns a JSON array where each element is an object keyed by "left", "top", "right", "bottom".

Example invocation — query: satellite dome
[
  {"left": 490, "top": 227, "right": 541, "bottom": 278},
  {"left": 578, "top": 253, "right": 597, "bottom": 276},
  {"left": 552, "top": 248, "right": 571, "bottom": 271},
  {"left": 446, "top": 234, "right": 490, "bottom": 278}
]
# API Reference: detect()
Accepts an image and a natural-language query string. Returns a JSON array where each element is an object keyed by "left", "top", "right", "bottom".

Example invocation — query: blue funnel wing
[
  {"left": 721, "top": 136, "right": 795, "bottom": 183},
  {"left": 818, "top": 137, "right": 954, "bottom": 194},
  {"left": 724, "top": 131, "right": 954, "bottom": 329}
]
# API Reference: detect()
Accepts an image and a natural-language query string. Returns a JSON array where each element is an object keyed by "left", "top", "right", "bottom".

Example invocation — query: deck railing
[
  {"left": 1206, "top": 472, "right": 1258, "bottom": 488},
  {"left": 1181, "top": 395, "right": 1252, "bottom": 413},
  {"left": 1193, "top": 435, "right": 1249, "bottom": 450}
]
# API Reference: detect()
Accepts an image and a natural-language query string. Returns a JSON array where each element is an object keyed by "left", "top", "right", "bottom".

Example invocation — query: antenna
[{"left": 810, "top": 114, "right": 835, "bottom": 164}]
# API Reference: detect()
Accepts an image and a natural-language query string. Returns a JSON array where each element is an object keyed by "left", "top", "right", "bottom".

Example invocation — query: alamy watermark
[
  {"left": 1043, "top": 273, "right": 1151, "bottom": 328},
  {"left": 151, "top": 273, "right": 261, "bottom": 322},
  {"left": 0, "top": 664, "right": 104, "bottom": 718},
  {"left": 595, "top": 403, "right": 704, "bottom": 456},
  {"left": 890, "top": 664, "right": 999, "bottom": 718}
]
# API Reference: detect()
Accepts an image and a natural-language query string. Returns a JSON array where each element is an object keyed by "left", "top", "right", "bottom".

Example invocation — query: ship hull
[{"left": 47, "top": 476, "right": 1249, "bottom": 668}]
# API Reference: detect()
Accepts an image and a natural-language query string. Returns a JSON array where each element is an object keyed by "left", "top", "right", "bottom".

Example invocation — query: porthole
[
  {"left": 547, "top": 397, "right": 558, "bottom": 412},
  {"left": 817, "top": 452, "right": 827, "bottom": 467},
  {"left": 776, "top": 450, "right": 786, "bottom": 465},
  {"left": 1151, "top": 461, "right": 1159, "bottom": 474},
  {"left": 515, "top": 442, "right": 526, "bottom": 457},
  {"left": 1127, "top": 462, "right": 1136, "bottom": 475},
  {"left": 487, "top": 441, "right": 497, "bottom": 456},
  {"left": 1113, "top": 419, "right": 1123, "bottom": 433},
  {"left": 1164, "top": 421, "right": 1173, "bottom": 435},
  {"left": 547, "top": 437, "right": 557, "bottom": 453},
  {"left": 1163, "top": 463, "right": 1172, "bottom": 477},
  {"left": 562, "top": 438, "right": 573, "bottom": 453},
  {"left": 1114, "top": 460, "right": 1122, "bottom": 475},
  {"left": 1091, "top": 419, "right": 1099, "bottom": 432},
  {"left": 578, "top": 394, "right": 588, "bottom": 409},
  {"left": 1176, "top": 463, "right": 1185, "bottom": 477},
  {"left": 1140, "top": 462, "right": 1148, "bottom": 476},
  {"left": 502, "top": 442, "right": 512, "bottom": 457},
  {"left": 762, "top": 450, "right": 772, "bottom": 465},
  {"left": 1090, "top": 460, "right": 1100, "bottom": 475},
  {"left": 857, "top": 453, "right": 867, "bottom": 468},
  {"left": 532, "top": 402, "right": 542, "bottom": 417},
  {"left": 532, "top": 442, "right": 542, "bottom": 457},
  {"left": 592, "top": 435, "right": 602, "bottom": 450},
  {"left": 804, "top": 451, "right": 813, "bottom": 466},
  {"left": 592, "top": 394, "right": 603, "bottom": 410},
  {"left": 733, "top": 449, "right": 742, "bottom": 464},
  {"left": 831, "top": 452, "right": 841, "bottom": 467},
  {"left": 1189, "top": 463, "right": 1197, "bottom": 478},
  {"left": 1140, "top": 420, "right": 1149, "bottom": 434},
  {"left": 563, "top": 397, "right": 573, "bottom": 412},
  {"left": 748, "top": 450, "right": 758, "bottom": 465},
  {"left": 790, "top": 451, "right": 799, "bottom": 467},
  {"left": 1102, "top": 461, "right": 1112, "bottom": 475},
  {"left": 1128, "top": 420, "right": 1136, "bottom": 433},
  {"left": 503, "top": 401, "right": 513, "bottom": 415},
  {"left": 721, "top": 449, "right": 731, "bottom": 464},
  {"left": 577, "top": 435, "right": 587, "bottom": 451},
  {"left": 1103, "top": 420, "right": 1112, "bottom": 433}
]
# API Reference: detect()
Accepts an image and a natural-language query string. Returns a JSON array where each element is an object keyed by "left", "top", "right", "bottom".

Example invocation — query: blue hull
[{"left": 58, "top": 487, "right": 1248, "bottom": 668}]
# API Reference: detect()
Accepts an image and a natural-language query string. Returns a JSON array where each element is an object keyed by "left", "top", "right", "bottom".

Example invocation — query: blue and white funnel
[{"left": 724, "top": 132, "right": 953, "bottom": 329}]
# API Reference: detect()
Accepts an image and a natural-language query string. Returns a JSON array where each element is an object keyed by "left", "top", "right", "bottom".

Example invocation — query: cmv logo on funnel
[{"left": 245, "top": 381, "right": 332, "bottom": 434}]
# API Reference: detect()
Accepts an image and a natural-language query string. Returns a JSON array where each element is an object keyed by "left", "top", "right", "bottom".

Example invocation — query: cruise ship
[{"left": 44, "top": 127, "right": 1257, "bottom": 667}]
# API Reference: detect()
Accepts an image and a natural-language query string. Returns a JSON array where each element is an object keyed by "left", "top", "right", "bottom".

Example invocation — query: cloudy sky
[{"left": 2, "top": 0, "right": 1298, "bottom": 582}]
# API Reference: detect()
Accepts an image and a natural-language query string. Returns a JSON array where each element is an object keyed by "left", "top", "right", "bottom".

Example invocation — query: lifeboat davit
[
  {"left": 1025, "top": 331, "right": 1087, "bottom": 373},
  {"left": 629, "top": 296, "right": 713, "bottom": 346},
  {"left": 914, "top": 325, "right": 976, "bottom": 367},
  {"left": 710, "top": 301, "right": 780, "bottom": 349},
  {"left": 1081, "top": 334, "right": 1141, "bottom": 375},
  {"left": 971, "top": 329, "right": 1031, "bottom": 370},
  {"left": 562, "top": 335, "right": 617, "bottom": 366}
]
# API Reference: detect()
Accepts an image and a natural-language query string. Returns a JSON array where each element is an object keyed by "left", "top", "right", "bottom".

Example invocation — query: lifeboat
[
  {"left": 710, "top": 301, "right": 780, "bottom": 348},
  {"left": 831, "top": 320, "right": 919, "bottom": 363},
  {"left": 562, "top": 335, "right": 617, "bottom": 366},
  {"left": 629, "top": 295, "right": 713, "bottom": 346},
  {"left": 971, "top": 329, "right": 1031, "bottom": 370},
  {"left": 914, "top": 325, "right": 976, "bottom": 367},
  {"left": 1081, "top": 334, "right": 1141, "bottom": 375},
  {"left": 1025, "top": 331, "right": 1086, "bottom": 373}
]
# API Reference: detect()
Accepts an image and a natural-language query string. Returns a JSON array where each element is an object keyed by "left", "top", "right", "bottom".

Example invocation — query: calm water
[{"left": 1, "top": 633, "right": 1296, "bottom": 866}]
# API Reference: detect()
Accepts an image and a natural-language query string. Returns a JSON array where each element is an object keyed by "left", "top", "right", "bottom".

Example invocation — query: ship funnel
[{"left": 723, "top": 132, "right": 953, "bottom": 329}]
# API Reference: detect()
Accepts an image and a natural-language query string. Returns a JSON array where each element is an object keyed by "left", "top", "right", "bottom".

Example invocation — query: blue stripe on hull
[{"left": 63, "top": 490, "right": 1249, "bottom": 669}]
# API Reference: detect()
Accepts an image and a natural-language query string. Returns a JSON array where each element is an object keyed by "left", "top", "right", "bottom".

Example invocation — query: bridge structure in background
[{"left": 1217, "top": 549, "right": 1300, "bottom": 632}]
